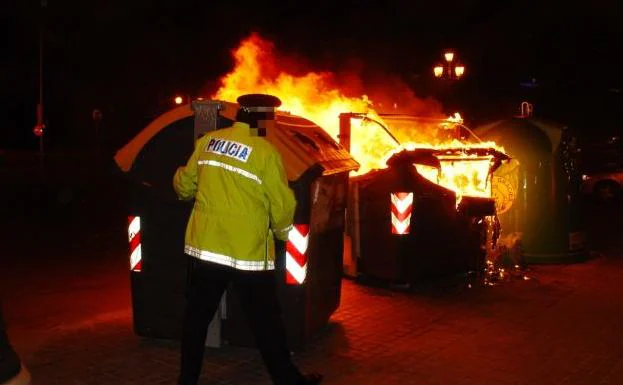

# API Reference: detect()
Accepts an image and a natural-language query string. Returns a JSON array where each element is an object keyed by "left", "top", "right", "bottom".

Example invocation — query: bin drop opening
[{"left": 414, "top": 153, "right": 497, "bottom": 204}]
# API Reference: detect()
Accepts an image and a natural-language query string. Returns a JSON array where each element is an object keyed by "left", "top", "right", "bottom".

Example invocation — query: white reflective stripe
[
  {"left": 276, "top": 224, "right": 293, "bottom": 236},
  {"left": 185, "top": 245, "right": 274, "bottom": 271},
  {"left": 288, "top": 227, "right": 309, "bottom": 254},
  {"left": 198, "top": 160, "right": 262, "bottom": 184},
  {"left": 391, "top": 193, "right": 413, "bottom": 214},
  {"left": 286, "top": 251, "right": 307, "bottom": 284},
  {"left": 391, "top": 212, "right": 410, "bottom": 234},
  {"left": 128, "top": 216, "right": 141, "bottom": 242},
  {"left": 130, "top": 244, "right": 142, "bottom": 270}
]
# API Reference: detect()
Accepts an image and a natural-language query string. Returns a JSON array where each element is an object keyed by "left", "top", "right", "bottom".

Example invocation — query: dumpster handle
[
  {"left": 292, "top": 132, "right": 320, "bottom": 151},
  {"left": 361, "top": 116, "right": 401, "bottom": 146}
]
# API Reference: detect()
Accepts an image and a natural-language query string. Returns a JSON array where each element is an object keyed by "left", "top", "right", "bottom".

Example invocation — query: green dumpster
[{"left": 474, "top": 117, "right": 586, "bottom": 263}]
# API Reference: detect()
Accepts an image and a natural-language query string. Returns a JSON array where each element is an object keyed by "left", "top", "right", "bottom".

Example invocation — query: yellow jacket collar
[{"left": 233, "top": 121, "right": 250, "bottom": 130}]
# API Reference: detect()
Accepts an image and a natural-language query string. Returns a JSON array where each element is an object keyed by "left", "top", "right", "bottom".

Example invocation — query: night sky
[{"left": 3, "top": 0, "right": 622, "bottom": 151}]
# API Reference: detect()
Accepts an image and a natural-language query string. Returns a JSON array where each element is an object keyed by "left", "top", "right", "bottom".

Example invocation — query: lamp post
[
  {"left": 433, "top": 50, "right": 466, "bottom": 80},
  {"left": 92, "top": 108, "right": 103, "bottom": 168},
  {"left": 34, "top": 0, "right": 47, "bottom": 172},
  {"left": 433, "top": 50, "right": 466, "bottom": 135}
]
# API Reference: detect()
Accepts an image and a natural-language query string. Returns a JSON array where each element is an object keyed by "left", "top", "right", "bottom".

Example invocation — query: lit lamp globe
[
  {"left": 454, "top": 65, "right": 465, "bottom": 78},
  {"left": 444, "top": 51, "right": 455, "bottom": 63},
  {"left": 174, "top": 96, "right": 184, "bottom": 105},
  {"left": 433, "top": 65, "right": 444, "bottom": 78}
]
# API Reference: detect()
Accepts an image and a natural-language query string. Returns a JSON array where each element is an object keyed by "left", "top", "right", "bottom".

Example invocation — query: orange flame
[
  {"left": 210, "top": 34, "right": 506, "bottom": 201},
  {"left": 212, "top": 34, "right": 372, "bottom": 135}
]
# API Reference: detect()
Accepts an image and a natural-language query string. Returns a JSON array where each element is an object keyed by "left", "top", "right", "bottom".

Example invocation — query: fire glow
[
  {"left": 210, "top": 34, "right": 505, "bottom": 200},
  {"left": 415, "top": 155, "right": 494, "bottom": 199}
]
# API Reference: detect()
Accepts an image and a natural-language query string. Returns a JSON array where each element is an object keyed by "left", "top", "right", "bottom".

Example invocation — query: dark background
[{"left": 3, "top": 0, "right": 622, "bottom": 154}]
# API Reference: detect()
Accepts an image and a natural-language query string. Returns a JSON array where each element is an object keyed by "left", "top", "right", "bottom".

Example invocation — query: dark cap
[{"left": 237, "top": 94, "right": 282, "bottom": 112}]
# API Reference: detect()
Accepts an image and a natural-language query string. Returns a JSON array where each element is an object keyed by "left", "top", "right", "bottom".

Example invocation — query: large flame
[
  {"left": 212, "top": 34, "right": 372, "bottom": 136},
  {"left": 211, "top": 34, "right": 395, "bottom": 173},
  {"left": 210, "top": 34, "right": 505, "bottom": 200}
]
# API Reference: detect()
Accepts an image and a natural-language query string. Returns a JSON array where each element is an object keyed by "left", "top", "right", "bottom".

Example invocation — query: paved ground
[{"left": 2, "top": 151, "right": 623, "bottom": 385}]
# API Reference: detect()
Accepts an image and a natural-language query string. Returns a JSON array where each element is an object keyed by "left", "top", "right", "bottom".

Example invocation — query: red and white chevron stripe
[
  {"left": 391, "top": 192, "right": 414, "bottom": 235},
  {"left": 128, "top": 216, "right": 142, "bottom": 272},
  {"left": 286, "top": 224, "right": 309, "bottom": 285}
]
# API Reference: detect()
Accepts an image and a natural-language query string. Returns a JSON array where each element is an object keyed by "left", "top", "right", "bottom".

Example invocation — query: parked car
[{"left": 581, "top": 169, "right": 623, "bottom": 203}]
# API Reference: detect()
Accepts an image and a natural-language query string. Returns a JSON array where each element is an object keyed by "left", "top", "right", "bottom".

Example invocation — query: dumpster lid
[
  {"left": 387, "top": 147, "right": 510, "bottom": 173},
  {"left": 114, "top": 103, "right": 194, "bottom": 173},
  {"left": 474, "top": 117, "right": 566, "bottom": 154},
  {"left": 114, "top": 100, "right": 359, "bottom": 182},
  {"left": 268, "top": 113, "right": 359, "bottom": 181}
]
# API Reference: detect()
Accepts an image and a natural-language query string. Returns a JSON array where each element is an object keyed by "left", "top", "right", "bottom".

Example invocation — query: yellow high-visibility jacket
[{"left": 173, "top": 121, "right": 296, "bottom": 271}]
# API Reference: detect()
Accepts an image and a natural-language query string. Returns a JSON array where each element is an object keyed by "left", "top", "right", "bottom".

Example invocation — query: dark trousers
[
  {"left": 0, "top": 303, "right": 21, "bottom": 383},
  {"left": 179, "top": 258, "right": 303, "bottom": 385}
]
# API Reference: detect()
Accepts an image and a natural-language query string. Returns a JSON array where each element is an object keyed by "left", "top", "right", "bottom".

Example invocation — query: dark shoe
[
  {"left": 299, "top": 372, "right": 323, "bottom": 384},
  {"left": 0, "top": 348, "right": 21, "bottom": 384},
  {"left": 1, "top": 364, "right": 30, "bottom": 385}
]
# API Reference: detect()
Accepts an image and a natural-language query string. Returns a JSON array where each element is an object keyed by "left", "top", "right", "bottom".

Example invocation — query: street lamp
[
  {"left": 174, "top": 95, "right": 184, "bottom": 105},
  {"left": 433, "top": 50, "right": 466, "bottom": 80},
  {"left": 433, "top": 65, "right": 444, "bottom": 78},
  {"left": 444, "top": 51, "right": 454, "bottom": 63},
  {"left": 34, "top": 0, "right": 48, "bottom": 172},
  {"left": 454, "top": 65, "right": 465, "bottom": 78}
]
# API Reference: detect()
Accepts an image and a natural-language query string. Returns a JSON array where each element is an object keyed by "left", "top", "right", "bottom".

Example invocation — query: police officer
[{"left": 173, "top": 94, "right": 323, "bottom": 385}]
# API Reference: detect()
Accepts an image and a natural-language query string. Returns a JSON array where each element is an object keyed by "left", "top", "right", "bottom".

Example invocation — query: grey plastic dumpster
[
  {"left": 114, "top": 100, "right": 359, "bottom": 350},
  {"left": 474, "top": 116, "right": 586, "bottom": 263}
]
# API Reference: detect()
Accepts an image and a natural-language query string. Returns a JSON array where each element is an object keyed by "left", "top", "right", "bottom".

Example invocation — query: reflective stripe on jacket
[{"left": 173, "top": 121, "right": 296, "bottom": 271}]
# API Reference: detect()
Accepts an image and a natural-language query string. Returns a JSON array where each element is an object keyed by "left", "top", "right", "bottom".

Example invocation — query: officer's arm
[
  {"left": 173, "top": 139, "right": 202, "bottom": 200},
  {"left": 264, "top": 150, "right": 296, "bottom": 241}
]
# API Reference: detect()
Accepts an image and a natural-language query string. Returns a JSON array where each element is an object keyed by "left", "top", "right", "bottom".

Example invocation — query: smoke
[
  {"left": 330, "top": 58, "right": 444, "bottom": 117},
  {"left": 364, "top": 74, "right": 444, "bottom": 117}
]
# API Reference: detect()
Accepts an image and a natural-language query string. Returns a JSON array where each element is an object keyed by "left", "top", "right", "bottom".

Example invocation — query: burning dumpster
[
  {"left": 339, "top": 113, "right": 509, "bottom": 284},
  {"left": 473, "top": 106, "right": 586, "bottom": 263},
  {"left": 347, "top": 148, "right": 505, "bottom": 283},
  {"left": 348, "top": 151, "right": 458, "bottom": 282},
  {"left": 114, "top": 99, "right": 358, "bottom": 350}
]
